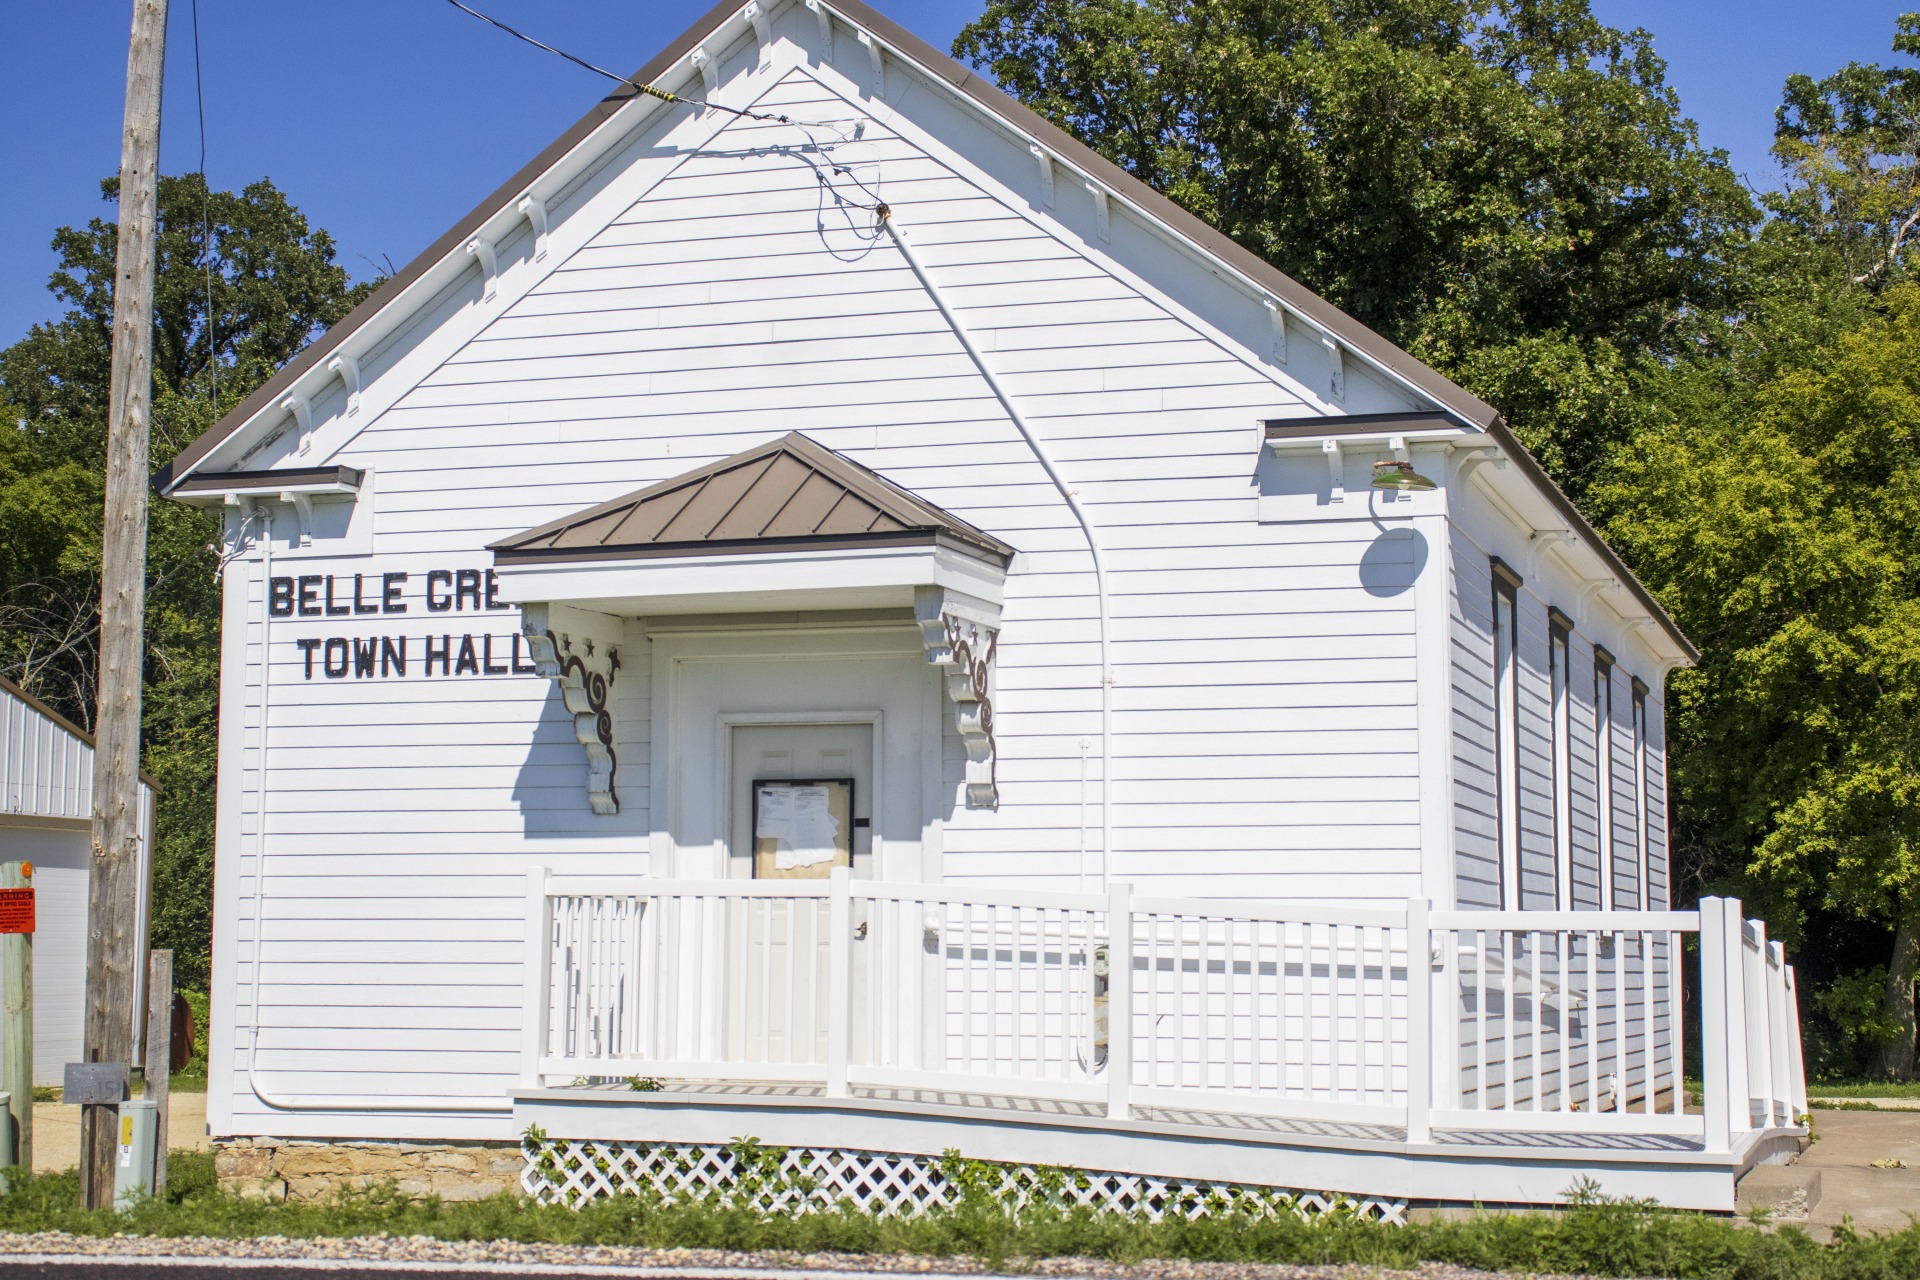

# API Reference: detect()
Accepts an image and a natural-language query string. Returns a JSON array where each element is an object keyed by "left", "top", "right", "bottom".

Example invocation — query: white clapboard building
[
  {"left": 155, "top": 0, "right": 1805, "bottom": 1215},
  {"left": 0, "top": 677, "right": 154, "bottom": 1085}
]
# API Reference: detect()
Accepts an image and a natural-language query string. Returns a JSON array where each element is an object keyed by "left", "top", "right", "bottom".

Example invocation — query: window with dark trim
[
  {"left": 1594, "top": 647, "right": 1617, "bottom": 910},
  {"left": 1548, "top": 610, "right": 1574, "bottom": 910},
  {"left": 1492, "top": 560, "right": 1523, "bottom": 910},
  {"left": 1632, "top": 677, "right": 1651, "bottom": 909}
]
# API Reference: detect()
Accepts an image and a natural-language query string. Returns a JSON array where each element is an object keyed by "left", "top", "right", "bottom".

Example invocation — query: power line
[
  {"left": 440, "top": 0, "right": 794, "bottom": 124},
  {"left": 437, "top": 0, "right": 890, "bottom": 257}
]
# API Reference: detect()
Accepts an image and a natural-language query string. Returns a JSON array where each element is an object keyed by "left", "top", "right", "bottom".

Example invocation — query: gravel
[{"left": 0, "top": 1232, "right": 1648, "bottom": 1280}]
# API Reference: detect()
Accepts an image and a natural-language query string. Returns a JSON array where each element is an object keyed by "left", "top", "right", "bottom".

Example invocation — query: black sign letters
[{"left": 271, "top": 566, "right": 537, "bottom": 682}]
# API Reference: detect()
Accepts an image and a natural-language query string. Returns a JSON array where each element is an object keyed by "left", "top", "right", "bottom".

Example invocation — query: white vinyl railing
[
  {"left": 1129, "top": 899, "right": 1414, "bottom": 1122},
  {"left": 1434, "top": 909, "right": 1691, "bottom": 1135},
  {"left": 522, "top": 871, "right": 1804, "bottom": 1153}
]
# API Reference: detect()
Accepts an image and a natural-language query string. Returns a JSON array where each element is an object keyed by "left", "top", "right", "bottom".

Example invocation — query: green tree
[
  {"left": 954, "top": 0, "right": 1758, "bottom": 493},
  {"left": 1598, "top": 15, "right": 1920, "bottom": 1080},
  {"left": 1602, "top": 286, "right": 1920, "bottom": 1079},
  {"left": 0, "top": 174, "right": 373, "bottom": 987},
  {"left": 1771, "top": 13, "right": 1920, "bottom": 295}
]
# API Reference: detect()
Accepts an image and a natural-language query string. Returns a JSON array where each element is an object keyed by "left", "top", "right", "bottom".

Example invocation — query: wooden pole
[
  {"left": 83, "top": 0, "right": 167, "bottom": 1211},
  {"left": 2, "top": 862, "right": 31, "bottom": 1173},
  {"left": 142, "top": 950, "right": 171, "bottom": 1197}
]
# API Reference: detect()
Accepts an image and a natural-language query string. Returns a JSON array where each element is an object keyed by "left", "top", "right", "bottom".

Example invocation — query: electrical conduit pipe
[{"left": 877, "top": 205, "right": 1116, "bottom": 889}]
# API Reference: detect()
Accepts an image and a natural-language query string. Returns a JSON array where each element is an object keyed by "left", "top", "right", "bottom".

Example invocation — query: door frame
[
  {"left": 718, "top": 711, "right": 884, "bottom": 879},
  {"left": 648, "top": 623, "right": 944, "bottom": 884}
]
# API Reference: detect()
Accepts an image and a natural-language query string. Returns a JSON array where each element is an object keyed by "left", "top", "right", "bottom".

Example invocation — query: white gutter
[
  {"left": 877, "top": 204, "right": 1117, "bottom": 889},
  {"left": 242, "top": 506, "right": 508, "bottom": 1114}
]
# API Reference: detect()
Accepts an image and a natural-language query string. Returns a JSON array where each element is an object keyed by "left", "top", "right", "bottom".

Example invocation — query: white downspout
[
  {"left": 877, "top": 205, "right": 1116, "bottom": 888},
  {"left": 242, "top": 504, "right": 507, "bottom": 1113}
]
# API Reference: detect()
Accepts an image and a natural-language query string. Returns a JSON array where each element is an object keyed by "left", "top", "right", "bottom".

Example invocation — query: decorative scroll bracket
[
  {"left": 916, "top": 585, "right": 1001, "bottom": 809},
  {"left": 521, "top": 602, "right": 623, "bottom": 816}
]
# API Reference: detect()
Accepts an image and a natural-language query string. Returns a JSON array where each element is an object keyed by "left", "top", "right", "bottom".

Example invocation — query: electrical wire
[
  {"left": 441, "top": 1, "right": 890, "bottom": 259},
  {"left": 191, "top": 0, "right": 217, "bottom": 428},
  {"left": 442, "top": 0, "right": 795, "bottom": 124}
]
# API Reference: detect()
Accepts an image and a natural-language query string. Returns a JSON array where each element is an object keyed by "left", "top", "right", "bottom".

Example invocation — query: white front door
[{"left": 722, "top": 723, "right": 874, "bottom": 1062}]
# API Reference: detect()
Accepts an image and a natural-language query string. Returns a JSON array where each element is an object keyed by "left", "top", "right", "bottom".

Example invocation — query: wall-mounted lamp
[{"left": 1371, "top": 459, "right": 1437, "bottom": 491}]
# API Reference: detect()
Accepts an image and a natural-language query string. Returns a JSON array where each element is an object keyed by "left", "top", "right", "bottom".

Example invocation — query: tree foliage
[
  {"left": 0, "top": 174, "right": 372, "bottom": 986},
  {"left": 1595, "top": 18, "right": 1920, "bottom": 1077},
  {"left": 1772, "top": 14, "right": 1920, "bottom": 293},
  {"left": 954, "top": 0, "right": 1758, "bottom": 490}
]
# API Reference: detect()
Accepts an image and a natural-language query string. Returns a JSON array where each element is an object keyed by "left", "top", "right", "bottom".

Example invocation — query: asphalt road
[
  {"left": 0, "top": 1266, "right": 589, "bottom": 1280},
  {"left": 0, "top": 1265, "right": 552, "bottom": 1280}
]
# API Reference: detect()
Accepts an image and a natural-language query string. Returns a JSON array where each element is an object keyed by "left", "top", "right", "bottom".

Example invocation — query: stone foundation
[{"left": 214, "top": 1138, "right": 524, "bottom": 1202}]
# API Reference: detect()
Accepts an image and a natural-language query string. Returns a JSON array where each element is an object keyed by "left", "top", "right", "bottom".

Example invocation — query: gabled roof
[
  {"left": 151, "top": 0, "right": 1495, "bottom": 496},
  {"left": 490, "top": 432, "right": 1014, "bottom": 565},
  {"left": 148, "top": 0, "right": 1692, "bottom": 662}
]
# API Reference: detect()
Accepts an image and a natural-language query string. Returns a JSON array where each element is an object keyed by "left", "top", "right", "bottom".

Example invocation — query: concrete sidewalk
[
  {"left": 29, "top": 1093, "right": 209, "bottom": 1173},
  {"left": 1739, "top": 1107, "right": 1920, "bottom": 1236}
]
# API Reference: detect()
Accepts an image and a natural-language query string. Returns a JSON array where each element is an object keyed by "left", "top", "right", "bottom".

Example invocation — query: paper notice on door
[
  {"left": 755, "top": 786, "right": 794, "bottom": 842},
  {"left": 774, "top": 785, "right": 840, "bottom": 870}
]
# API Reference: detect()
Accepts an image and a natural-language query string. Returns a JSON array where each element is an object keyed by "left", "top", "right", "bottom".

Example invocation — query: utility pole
[
  {"left": 2, "top": 862, "right": 31, "bottom": 1174},
  {"left": 84, "top": 0, "right": 167, "bottom": 1211}
]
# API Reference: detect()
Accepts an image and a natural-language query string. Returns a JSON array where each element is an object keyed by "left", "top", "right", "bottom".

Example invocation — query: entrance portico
[{"left": 490, "top": 429, "right": 1013, "bottom": 877}]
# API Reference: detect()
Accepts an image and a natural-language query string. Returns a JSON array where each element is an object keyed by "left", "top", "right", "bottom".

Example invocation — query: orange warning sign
[{"left": 0, "top": 887, "right": 33, "bottom": 934}]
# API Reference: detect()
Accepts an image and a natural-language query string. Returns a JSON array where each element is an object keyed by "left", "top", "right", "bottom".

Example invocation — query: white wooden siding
[
  {"left": 1442, "top": 536, "right": 1678, "bottom": 1105},
  {"left": 1564, "top": 629, "right": 1605, "bottom": 910},
  {"left": 1608, "top": 661, "right": 1645, "bottom": 908},
  {"left": 1644, "top": 694, "right": 1671, "bottom": 909},
  {"left": 202, "top": 10, "right": 1681, "bottom": 1142},
  {"left": 1512, "top": 588, "right": 1557, "bottom": 910},
  {"left": 207, "top": 46, "right": 1443, "bottom": 1140},
  {"left": 1449, "top": 527, "right": 1499, "bottom": 911}
]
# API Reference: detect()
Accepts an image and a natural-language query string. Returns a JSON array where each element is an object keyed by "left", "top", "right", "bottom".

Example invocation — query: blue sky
[{"left": 1, "top": 1, "right": 1910, "bottom": 349}]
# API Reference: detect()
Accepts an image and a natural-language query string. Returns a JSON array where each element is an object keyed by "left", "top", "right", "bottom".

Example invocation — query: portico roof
[
  {"left": 488, "top": 433, "right": 1011, "bottom": 621},
  {"left": 489, "top": 432, "right": 1013, "bottom": 566}
]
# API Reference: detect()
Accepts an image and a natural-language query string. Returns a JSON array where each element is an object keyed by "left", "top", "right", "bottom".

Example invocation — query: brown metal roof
[
  {"left": 490, "top": 432, "right": 1014, "bottom": 565},
  {"left": 150, "top": 0, "right": 1691, "bottom": 661},
  {"left": 170, "top": 465, "right": 364, "bottom": 495}
]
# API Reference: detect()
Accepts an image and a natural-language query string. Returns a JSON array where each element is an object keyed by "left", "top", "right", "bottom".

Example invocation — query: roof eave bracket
[
  {"left": 520, "top": 601, "right": 624, "bottom": 817},
  {"left": 916, "top": 584, "right": 1002, "bottom": 810}
]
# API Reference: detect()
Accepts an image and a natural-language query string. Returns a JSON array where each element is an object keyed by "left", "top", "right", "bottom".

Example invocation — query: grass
[
  {"left": 1682, "top": 1076, "right": 1920, "bottom": 1107},
  {"left": 1807, "top": 1081, "right": 1920, "bottom": 1099},
  {"left": 1, "top": 1155, "right": 1918, "bottom": 1279}
]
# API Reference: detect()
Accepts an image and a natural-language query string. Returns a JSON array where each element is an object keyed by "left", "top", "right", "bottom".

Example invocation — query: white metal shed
[{"left": 0, "top": 677, "right": 155, "bottom": 1086}]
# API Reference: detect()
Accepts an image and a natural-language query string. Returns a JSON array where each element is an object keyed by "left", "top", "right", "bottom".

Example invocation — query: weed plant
[{"left": 2, "top": 1153, "right": 1917, "bottom": 1278}]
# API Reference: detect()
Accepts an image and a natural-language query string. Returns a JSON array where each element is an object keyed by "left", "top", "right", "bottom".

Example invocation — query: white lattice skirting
[{"left": 519, "top": 1135, "right": 1408, "bottom": 1226}]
